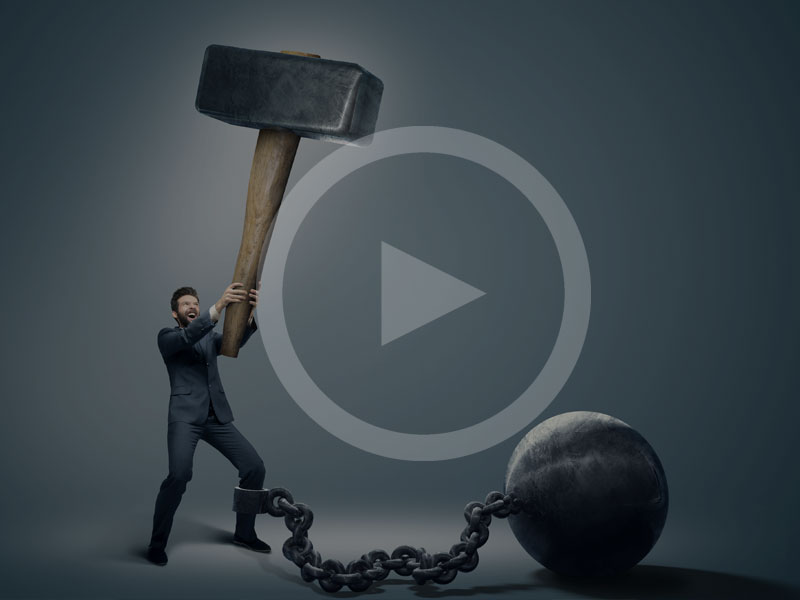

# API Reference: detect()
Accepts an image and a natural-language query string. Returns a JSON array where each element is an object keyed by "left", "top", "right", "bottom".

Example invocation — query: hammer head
[{"left": 196, "top": 45, "right": 383, "bottom": 144}]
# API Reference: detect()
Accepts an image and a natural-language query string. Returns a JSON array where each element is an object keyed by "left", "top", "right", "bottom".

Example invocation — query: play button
[
  {"left": 381, "top": 242, "right": 485, "bottom": 345},
  {"left": 260, "top": 127, "right": 590, "bottom": 461}
]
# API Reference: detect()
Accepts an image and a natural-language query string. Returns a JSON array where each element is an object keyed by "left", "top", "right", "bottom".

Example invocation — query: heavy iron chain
[{"left": 257, "top": 487, "right": 522, "bottom": 593}]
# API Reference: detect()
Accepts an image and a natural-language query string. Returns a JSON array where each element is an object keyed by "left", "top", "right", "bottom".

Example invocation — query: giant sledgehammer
[{"left": 196, "top": 45, "right": 383, "bottom": 357}]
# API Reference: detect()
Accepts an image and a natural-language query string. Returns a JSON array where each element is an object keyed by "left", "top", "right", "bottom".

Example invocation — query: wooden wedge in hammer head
[{"left": 196, "top": 45, "right": 383, "bottom": 357}]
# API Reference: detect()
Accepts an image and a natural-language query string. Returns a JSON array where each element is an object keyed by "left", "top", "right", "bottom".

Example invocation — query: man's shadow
[
  {"left": 119, "top": 517, "right": 298, "bottom": 583},
  {"left": 116, "top": 516, "right": 233, "bottom": 562}
]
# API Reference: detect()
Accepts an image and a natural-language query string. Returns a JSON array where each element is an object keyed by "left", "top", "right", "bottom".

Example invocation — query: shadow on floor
[
  {"left": 94, "top": 515, "right": 239, "bottom": 563},
  {"left": 108, "top": 516, "right": 302, "bottom": 584},
  {"left": 95, "top": 521, "right": 800, "bottom": 600},
  {"left": 527, "top": 565, "right": 800, "bottom": 600},
  {"left": 313, "top": 565, "right": 800, "bottom": 599}
]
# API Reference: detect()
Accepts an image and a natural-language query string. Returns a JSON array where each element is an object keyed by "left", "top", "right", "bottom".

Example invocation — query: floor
[{"left": 2, "top": 510, "right": 799, "bottom": 600}]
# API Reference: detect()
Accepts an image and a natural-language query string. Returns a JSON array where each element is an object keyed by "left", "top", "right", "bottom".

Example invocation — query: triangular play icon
[{"left": 381, "top": 242, "right": 485, "bottom": 346}]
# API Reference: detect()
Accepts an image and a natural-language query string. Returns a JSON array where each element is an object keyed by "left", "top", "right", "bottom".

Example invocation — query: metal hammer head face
[{"left": 195, "top": 45, "right": 383, "bottom": 144}]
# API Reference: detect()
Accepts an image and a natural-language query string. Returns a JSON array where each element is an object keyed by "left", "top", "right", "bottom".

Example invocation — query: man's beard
[{"left": 177, "top": 313, "right": 193, "bottom": 328}]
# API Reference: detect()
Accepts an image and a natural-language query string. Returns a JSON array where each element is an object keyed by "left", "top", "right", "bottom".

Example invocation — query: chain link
[{"left": 240, "top": 487, "right": 522, "bottom": 593}]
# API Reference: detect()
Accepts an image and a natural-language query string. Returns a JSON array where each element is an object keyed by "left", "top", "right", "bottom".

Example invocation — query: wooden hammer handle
[{"left": 221, "top": 128, "right": 299, "bottom": 357}]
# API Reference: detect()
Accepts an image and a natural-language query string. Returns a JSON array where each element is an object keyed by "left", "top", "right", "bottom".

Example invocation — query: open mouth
[{"left": 187, "top": 312, "right": 197, "bottom": 319}]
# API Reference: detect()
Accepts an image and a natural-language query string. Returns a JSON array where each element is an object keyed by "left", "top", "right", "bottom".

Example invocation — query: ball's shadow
[
  {"left": 528, "top": 565, "right": 800, "bottom": 600},
  {"left": 287, "top": 564, "right": 800, "bottom": 599}
]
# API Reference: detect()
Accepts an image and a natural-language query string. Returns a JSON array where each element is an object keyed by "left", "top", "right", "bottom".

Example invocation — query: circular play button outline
[{"left": 258, "top": 126, "right": 591, "bottom": 461}]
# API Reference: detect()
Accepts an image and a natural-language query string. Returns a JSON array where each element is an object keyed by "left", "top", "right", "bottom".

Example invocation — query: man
[{"left": 146, "top": 282, "right": 269, "bottom": 566}]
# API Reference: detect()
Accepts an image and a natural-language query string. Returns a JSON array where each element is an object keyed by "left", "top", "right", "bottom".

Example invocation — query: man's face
[{"left": 172, "top": 295, "right": 200, "bottom": 328}]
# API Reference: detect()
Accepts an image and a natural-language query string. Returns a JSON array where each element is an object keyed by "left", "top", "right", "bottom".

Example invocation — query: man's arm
[
  {"left": 240, "top": 282, "right": 260, "bottom": 348},
  {"left": 212, "top": 310, "right": 258, "bottom": 353},
  {"left": 239, "top": 317, "right": 258, "bottom": 348},
  {"left": 158, "top": 310, "right": 216, "bottom": 359},
  {"left": 213, "top": 281, "right": 260, "bottom": 355},
  {"left": 159, "top": 283, "right": 248, "bottom": 359}
]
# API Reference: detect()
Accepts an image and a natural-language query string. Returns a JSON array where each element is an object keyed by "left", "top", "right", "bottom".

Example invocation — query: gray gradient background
[{"left": 1, "top": 1, "right": 798, "bottom": 599}]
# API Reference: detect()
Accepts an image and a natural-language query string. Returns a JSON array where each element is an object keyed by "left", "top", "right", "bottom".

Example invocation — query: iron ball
[{"left": 504, "top": 411, "right": 668, "bottom": 576}]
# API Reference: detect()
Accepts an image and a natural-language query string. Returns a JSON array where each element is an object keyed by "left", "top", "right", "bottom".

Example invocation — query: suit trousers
[{"left": 149, "top": 415, "right": 266, "bottom": 551}]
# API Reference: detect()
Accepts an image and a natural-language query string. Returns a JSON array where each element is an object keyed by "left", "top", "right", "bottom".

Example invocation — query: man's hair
[{"left": 171, "top": 286, "right": 199, "bottom": 313}]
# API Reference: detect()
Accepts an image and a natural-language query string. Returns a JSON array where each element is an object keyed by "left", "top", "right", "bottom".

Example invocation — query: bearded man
[{"left": 146, "top": 282, "right": 269, "bottom": 566}]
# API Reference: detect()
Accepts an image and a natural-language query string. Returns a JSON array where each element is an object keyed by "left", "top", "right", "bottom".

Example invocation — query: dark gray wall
[{"left": 1, "top": 1, "right": 798, "bottom": 598}]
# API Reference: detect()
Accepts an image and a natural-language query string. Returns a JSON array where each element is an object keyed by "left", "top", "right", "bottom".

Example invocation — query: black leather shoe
[
  {"left": 233, "top": 535, "right": 271, "bottom": 553},
  {"left": 146, "top": 547, "right": 168, "bottom": 566}
]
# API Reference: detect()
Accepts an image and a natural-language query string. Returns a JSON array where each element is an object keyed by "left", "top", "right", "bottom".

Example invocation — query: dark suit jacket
[{"left": 158, "top": 308, "right": 257, "bottom": 425}]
